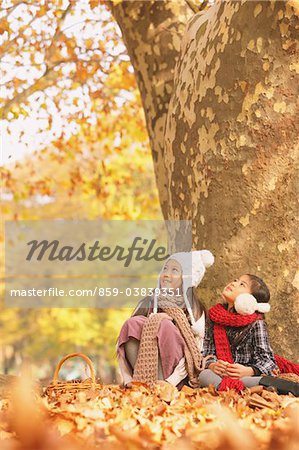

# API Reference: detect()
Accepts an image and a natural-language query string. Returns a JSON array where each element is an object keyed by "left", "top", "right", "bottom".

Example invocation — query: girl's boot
[{"left": 259, "top": 376, "right": 299, "bottom": 397}]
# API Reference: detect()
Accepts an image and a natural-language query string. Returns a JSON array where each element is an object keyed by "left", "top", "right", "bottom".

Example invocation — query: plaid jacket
[{"left": 202, "top": 319, "right": 278, "bottom": 375}]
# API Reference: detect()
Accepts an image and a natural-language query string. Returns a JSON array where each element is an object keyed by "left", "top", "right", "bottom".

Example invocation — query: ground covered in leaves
[{"left": 0, "top": 379, "right": 298, "bottom": 450}]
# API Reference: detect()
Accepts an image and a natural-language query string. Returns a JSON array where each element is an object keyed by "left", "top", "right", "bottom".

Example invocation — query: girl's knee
[
  {"left": 158, "top": 319, "right": 178, "bottom": 337},
  {"left": 159, "top": 318, "right": 175, "bottom": 330},
  {"left": 198, "top": 369, "right": 213, "bottom": 383},
  {"left": 240, "top": 376, "right": 262, "bottom": 388},
  {"left": 121, "top": 315, "right": 146, "bottom": 334},
  {"left": 124, "top": 337, "right": 139, "bottom": 349},
  {"left": 198, "top": 369, "right": 213, "bottom": 379},
  {"left": 125, "top": 315, "right": 146, "bottom": 326},
  {"left": 198, "top": 369, "right": 221, "bottom": 388},
  {"left": 157, "top": 319, "right": 182, "bottom": 347}
]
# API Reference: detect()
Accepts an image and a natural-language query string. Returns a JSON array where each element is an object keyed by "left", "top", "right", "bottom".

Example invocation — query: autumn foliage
[
  {"left": 1, "top": 375, "right": 299, "bottom": 450},
  {"left": 1, "top": 0, "right": 161, "bottom": 378},
  {"left": 1, "top": 1, "right": 298, "bottom": 448}
]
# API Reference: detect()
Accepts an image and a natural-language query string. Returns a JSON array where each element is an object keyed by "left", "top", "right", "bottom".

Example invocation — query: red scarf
[
  {"left": 209, "top": 303, "right": 262, "bottom": 364},
  {"left": 208, "top": 303, "right": 299, "bottom": 392}
]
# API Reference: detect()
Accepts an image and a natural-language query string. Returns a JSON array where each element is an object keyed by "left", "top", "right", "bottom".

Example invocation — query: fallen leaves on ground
[{"left": 0, "top": 378, "right": 298, "bottom": 450}]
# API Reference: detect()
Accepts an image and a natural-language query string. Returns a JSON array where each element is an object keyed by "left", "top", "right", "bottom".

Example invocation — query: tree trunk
[
  {"left": 164, "top": 0, "right": 298, "bottom": 360},
  {"left": 109, "top": 0, "right": 193, "bottom": 217},
  {"left": 111, "top": 0, "right": 299, "bottom": 360}
]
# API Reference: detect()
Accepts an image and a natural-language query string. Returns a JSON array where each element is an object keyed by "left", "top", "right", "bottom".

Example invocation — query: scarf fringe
[
  {"left": 218, "top": 377, "right": 245, "bottom": 393},
  {"left": 275, "top": 355, "right": 299, "bottom": 375}
]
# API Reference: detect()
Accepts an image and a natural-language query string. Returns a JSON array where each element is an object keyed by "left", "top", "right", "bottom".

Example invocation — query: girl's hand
[
  {"left": 209, "top": 360, "right": 229, "bottom": 376},
  {"left": 165, "top": 357, "right": 188, "bottom": 386},
  {"left": 226, "top": 363, "right": 254, "bottom": 379}
]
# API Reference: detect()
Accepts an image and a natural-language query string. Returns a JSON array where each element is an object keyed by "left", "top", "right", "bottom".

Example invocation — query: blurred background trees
[{"left": 0, "top": 0, "right": 163, "bottom": 381}]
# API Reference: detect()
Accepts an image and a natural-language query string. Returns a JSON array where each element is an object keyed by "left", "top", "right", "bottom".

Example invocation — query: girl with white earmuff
[{"left": 199, "top": 274, "right": 278, "bottom": 391}]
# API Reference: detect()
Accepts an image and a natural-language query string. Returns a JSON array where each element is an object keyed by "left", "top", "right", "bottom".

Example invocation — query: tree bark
[
  {"left": 163, "top": 0, "right": 298, "bottom": 360},
  {"left": 111, "top": 0, "right": 299, "bottom": 360},
  {"left": 109, "top": 0, "right": 193, "bottom": 217}
]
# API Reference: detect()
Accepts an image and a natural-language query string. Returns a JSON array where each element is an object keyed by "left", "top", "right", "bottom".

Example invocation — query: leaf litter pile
[{"left": 0, "top": 377, "right": 298, "bottom": 450}]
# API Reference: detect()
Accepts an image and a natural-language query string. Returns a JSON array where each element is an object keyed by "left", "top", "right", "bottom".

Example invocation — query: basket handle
[{"left": 52, "top": 352, "right": 96, "bottom": 386}]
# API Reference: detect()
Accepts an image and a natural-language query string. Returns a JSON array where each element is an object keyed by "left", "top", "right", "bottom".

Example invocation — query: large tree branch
[
  {"left": 0, "top": 11, "right": 39, "bottom": 61},
  {"left": 1, "top": 2, "right": 77, "bottom": 117},
  {"left": 0, "top": 2, "right": 72, "bottom": 64},
  {"left": 1, "top": 66, "right": 59, "bottom": 118},
  {"left": 0, "top": 0, "right": 30, "bottom": 18},
  {"left": 44, "top": 2, "right": 73, "bottom": 68},
  {"left": 0, "top": 51, "right": 112, "bottom": 118},
  {"left": 108, "top": 0, "right": 193, "bottom": 218}
]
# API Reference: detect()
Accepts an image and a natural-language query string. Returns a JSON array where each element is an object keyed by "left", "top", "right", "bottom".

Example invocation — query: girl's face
[
  {"left": 222, "top": 275, "right": 252, "bottom": 304},
  {"left": 160, "top": 259, "right": 182, "bottom": 291}
]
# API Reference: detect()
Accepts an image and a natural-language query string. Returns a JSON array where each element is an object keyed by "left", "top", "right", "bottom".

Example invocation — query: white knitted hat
[{"left": 153, "top": 250, "right": 214, "bottom": 324}]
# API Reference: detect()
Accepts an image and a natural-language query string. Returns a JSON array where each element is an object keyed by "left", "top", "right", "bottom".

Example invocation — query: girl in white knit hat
[{"left": 116, "top": 250, "right": 214, "bottom": 389}]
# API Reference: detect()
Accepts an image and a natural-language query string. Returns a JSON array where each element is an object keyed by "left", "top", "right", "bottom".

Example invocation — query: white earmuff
[{"left": 235, "top": 293, "right": 270, "bottom": 316}]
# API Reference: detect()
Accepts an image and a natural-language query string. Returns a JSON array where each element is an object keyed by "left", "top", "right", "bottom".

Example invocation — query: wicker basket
[{"left": 45, "top": 352, "right": 101, "bottom": 398}]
